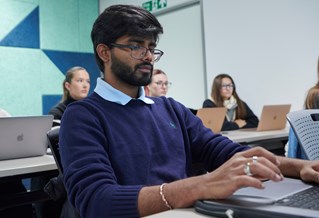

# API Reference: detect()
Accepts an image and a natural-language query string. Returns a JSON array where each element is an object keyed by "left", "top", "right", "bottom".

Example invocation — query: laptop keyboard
[{"left": 275, "top": 186, "right": 319, "bottom": 210}]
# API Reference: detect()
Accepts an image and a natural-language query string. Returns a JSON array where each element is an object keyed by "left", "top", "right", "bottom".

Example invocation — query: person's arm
[
  {"left": 241, "top": 102, "right": 259, "bottom": 128},
  {"left": 202, "top": 99, "right": 215, "bottom": 108},
  {"left": 277, "top": 156, "right": 319, "bottom": 182},
  {"left": 137, "top": 146, "right": 288, "bottom": 216},
  {"left": 222, "top": 120, "right": 240, "bottom": 130},
  {"left": 137, "top": 148, "right": 319, "bottom": 217}
]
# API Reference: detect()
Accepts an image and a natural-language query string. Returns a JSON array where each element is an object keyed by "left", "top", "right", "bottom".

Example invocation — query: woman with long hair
[{"left": 203, "top": 73, "right": 259, "bottom": 131}]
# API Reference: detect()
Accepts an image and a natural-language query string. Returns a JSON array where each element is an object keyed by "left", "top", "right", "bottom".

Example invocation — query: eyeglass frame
[
  {"left": 221, "top": 83, "right": 234, "bottom": 89},
  {"left": 154, "top": 81, "right": 172, "bottom": 88},
  {"left": 109, "top": 43, "right": 164, "bottom": 62}
]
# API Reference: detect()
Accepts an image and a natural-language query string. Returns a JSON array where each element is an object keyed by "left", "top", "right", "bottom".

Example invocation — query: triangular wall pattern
[{"left": 0, "top": 7, "right": 39, "bottom": 48}]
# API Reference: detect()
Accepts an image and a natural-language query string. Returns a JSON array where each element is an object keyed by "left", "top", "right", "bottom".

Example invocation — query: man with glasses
[
  {"left": 144, "top": 69, "right": 172, "bottom": 97},
  {"left": 59, "top": 4, "right": 319, "bottom": 218}
]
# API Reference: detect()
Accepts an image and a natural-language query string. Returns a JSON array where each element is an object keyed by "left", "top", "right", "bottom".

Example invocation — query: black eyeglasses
[
  {"left": 154, "top": 81, "right": 172, "bottom": 88},
  {"left": 221, "top": 83, "right": 234, "bottom": 89},
  {"left": 110, "top": 43, "right": 164, "bottom": 62}
]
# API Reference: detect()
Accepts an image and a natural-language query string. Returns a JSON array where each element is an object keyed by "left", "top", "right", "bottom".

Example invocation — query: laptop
[
  {"left": 195, "top": 177, "right": 319, "bottom": 218},
  {"left": 196, "top": 108, "right": 227, "bottom": 133},
  {"left": 0, "top": 115, "right": 53, "bottom": 160},
  {"left": 241, "top": 104, "right": 291, "bottom": 132}
]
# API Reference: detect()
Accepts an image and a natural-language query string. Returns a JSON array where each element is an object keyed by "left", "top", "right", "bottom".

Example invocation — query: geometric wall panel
[
  {"left": 43, "top": 49, "right": 100, "bottom": 92},
  {"left": 0, "top": 7, "right": 39, "bottom": 48}
]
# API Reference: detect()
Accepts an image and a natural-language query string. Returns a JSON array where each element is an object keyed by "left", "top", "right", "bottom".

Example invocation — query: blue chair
[{"left": 287, "top": 109, "right": 319, "bottom": 160}]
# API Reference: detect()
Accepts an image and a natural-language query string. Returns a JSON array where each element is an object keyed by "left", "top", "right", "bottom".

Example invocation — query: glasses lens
[
  {"left": 131, "top": 47, "right": 147, "bottom": 60},
  {"left": 130, "top": 47, "right": 163, "bottom": 62},
  {"left": 153, "top": 50, "right": 163, "bottom": 62},
  {"left": 155, "top": 81, "right": 171, "bottom": 88}
]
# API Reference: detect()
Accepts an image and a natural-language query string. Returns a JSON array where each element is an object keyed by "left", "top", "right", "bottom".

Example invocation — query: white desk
[
  {"left": 0, "top": 155, "right": 58, "bottom": 210},
  {"left": 222, "top": 128, "right": 289, "bottom": 155},
  {"left": 0, "top": 155, "right": 57, "bottom": 178},
  {"left": 146, "top": 208, "right": 212, "bottom": 217},
  {"left": 222, "top": 128, "right": 289, "bottom": 144}
]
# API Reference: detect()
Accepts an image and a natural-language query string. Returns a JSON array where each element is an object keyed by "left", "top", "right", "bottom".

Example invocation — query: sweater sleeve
[
  {"left": 241, "top": 102, "right": 259, "bottom": 129},
  {"left": 169, "top": 98, "right": 250, "bottom": 172},
  {"left": 60, "top": 103, "right": 143, "bottom": 218},
  {"left": 202, "top": 99, "right": 214, "bottom": 108}
]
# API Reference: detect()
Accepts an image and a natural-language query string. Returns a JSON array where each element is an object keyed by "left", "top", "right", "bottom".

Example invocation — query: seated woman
[
  {"left": 49, "top": 66, "right": 90, "bottom": 126},
  {"left": 287, "top": 84, "right": 319, "bottom": 159},
  {"left": 202, "top": 73, "right": 259, "bottom": 131},
  {"left": 144, "top": 69, "right": 171, "bottom": 97}
]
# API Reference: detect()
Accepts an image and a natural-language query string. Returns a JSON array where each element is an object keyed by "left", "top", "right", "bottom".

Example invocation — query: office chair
[
  {"left": 45, "top": 126, "right": 80, "bottom": 218},
  {"left": 286, "top": 109, "right": 319, "bottom": 160},
  {"left": 47, "top": 127, "right": 63, "bottom": 174}
]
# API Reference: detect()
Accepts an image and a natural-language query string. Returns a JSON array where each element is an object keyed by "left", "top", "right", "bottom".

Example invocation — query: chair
[
  {"left": 286, "top": 109, "right": 319, "bottom": 160},
  {"left": 45, "top": 126, "right": 80, "bottom": 218},
  {"left": 47, "top": 127, "right": 63, "bottom": 174}
]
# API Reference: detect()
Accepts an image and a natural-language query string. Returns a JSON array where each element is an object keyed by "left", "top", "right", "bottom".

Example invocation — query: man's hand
[{"left": 200, "top": 147, "right": 283, "bottom": 200}]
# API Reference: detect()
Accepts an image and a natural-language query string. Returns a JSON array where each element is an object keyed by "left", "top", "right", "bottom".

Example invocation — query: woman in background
[
  {"left": 144, "top": 69, "right": 171, "bottom": 97},
  {"left": 203, "top": 73, "right": 259, "bottom": 131},
  {"left": 49, "top": 66, "right": 90, "bottom": 125}
]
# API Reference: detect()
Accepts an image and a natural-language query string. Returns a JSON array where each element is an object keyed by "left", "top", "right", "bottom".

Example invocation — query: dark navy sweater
[{"left": 60, "top": 92, "right": 248, "bottom": 218}]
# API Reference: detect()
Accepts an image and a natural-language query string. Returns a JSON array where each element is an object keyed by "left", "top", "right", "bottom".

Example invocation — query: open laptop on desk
[
  {"left": 241, "top": 104, "right": 291, "bottom": 132},
  {"left": 0, "top": 115, "right": 53, "bottom": 160},
  {"left": 197, "top": 108, "right": 227, "bottom": 133},
  {"left": 195, "top": 177, "right": 319, "bottom": 218}
]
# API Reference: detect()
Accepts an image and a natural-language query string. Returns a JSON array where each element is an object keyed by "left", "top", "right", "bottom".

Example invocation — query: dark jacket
[
  {"left": 202, "top": 99, "right": 259, "bottom": 131},
  {"left": 49, "top": 97, "right": 76, "bottom": 126}
]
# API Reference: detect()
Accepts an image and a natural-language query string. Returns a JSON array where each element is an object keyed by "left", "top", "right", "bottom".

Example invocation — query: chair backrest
[
  {"left": 286, "top": 109, "right": 319, "bottom": 160},
  {"left": 47, "top": 126, "right": 63, "bottom": 174}
]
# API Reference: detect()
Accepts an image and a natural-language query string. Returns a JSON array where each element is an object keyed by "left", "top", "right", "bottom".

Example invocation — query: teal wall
[{"left": 0, "top": 0, "right": 99, "bottom": 116}]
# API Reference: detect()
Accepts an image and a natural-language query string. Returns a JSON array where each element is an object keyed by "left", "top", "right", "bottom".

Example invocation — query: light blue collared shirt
[{"left": 94, "top": 77, "right": 154, "bottom": 105}]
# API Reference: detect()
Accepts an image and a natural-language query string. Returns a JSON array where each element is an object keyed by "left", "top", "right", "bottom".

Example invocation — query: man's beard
[{"left": 111, "top": 52, "right": 153, "bottom": 86}]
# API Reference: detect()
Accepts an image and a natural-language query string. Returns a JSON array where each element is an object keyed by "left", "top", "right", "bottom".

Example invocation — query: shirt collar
[{"left": 94, "top": 77, "right": 154, "bottom": 105}]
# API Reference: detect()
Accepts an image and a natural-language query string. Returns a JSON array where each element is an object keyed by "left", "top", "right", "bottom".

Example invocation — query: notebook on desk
[
  {"left": 195, "top": 177, "right": 319, "bottom": 218},
  {"left": 241, "top": 104, "right": 291, "bottom": 132},
  {"left": 0, "top": 115, "right": 53, "bottom": 160},
  {"left": 196, "top": 108, "right": 227, "bottom": 133}
]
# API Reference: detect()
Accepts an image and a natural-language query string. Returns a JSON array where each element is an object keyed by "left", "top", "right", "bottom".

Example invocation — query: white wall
[
  {"left": 202, "top": 0, "right": 319, "bottom": 116},
  {"left": 155, "top": 4, "right": 205, "bottom": 109}
]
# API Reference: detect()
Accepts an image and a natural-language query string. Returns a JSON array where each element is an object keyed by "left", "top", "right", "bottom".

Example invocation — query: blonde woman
[
  {"left": 144, "top": 69, "right": 171, "bottom": 97},
  {"left": 49, "top": 66, "right": 90, "bottom": 122}
]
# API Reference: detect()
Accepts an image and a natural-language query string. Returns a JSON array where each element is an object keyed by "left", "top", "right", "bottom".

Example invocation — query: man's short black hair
[{"left": 91, "top": 4, "right": 164, "bottom": 72}]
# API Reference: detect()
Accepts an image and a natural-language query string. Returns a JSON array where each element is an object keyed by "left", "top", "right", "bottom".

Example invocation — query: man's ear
[{"left": 96, "top": 44, "right": 110, "bottom": 63}]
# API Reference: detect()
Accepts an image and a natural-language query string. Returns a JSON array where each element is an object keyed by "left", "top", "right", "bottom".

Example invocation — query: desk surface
[
  {"left": 0, "top": 155, "right": 57, "bottom": 178},
  {"left": 0, "top": 129, "right": 287, "bottom": 178},
  {"left": 222, "top": 128, "right": 289, "bottom": 144},
  {"left": 146, "top": 208, "right": 212, "bottom": 218}
]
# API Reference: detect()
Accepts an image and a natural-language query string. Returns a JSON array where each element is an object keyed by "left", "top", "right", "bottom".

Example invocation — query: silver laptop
[
  {"left": 197, "top": 108, "right": 227, "bottom": 133},
  {"left": 240, "top": 104, "right": 291, "bottom": 132},
  {"left": 195, "top": 177, "right": 319, "bottom": 217},
  {"left": 257, "top": 104, "right": 291, "bottom": 131},
  {"left": 0, "top": 115, "right": 53, "bottom": 160}
]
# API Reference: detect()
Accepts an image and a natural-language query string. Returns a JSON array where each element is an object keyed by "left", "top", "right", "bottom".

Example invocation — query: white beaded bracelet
[{"left": 159, "top": 183, "right": 172, "bottom": 210}]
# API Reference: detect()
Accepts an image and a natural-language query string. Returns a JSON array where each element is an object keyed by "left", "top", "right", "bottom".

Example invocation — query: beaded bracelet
[{"left": 159, "top": 183, "right": 173, "bottom": 210}]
